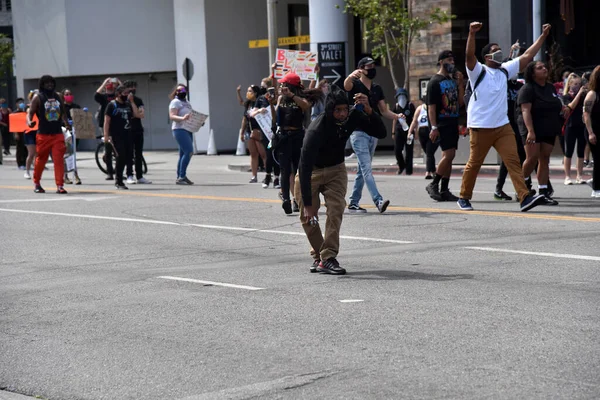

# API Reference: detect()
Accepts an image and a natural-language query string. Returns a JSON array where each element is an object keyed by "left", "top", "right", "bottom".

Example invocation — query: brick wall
[{"left": 408, "top": 0, "right": 452, "bottom": 102}]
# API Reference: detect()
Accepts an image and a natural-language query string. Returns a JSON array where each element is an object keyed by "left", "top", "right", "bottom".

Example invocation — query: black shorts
[
  {"left": 438, "top": 124, "right": 459, "bottom": 151},
  {"left": 521, "top": 133, "right": 557, "bottom": 146}
]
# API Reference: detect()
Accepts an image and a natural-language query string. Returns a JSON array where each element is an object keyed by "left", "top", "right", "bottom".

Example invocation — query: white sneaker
[
  {"left": 587, "top": 179, "right": 594, "bottom": 188},
  {"left": 126, "top": 176, "right": 136, "bottom": 184},
  {"left": 24, "top": 171, "right": 31, "bottom": 179},
  {"left": 592, "top": 191, "right": 600, "bottom": 198},
  {"left": 564, "top": 177, "right": 573, "bottom": 185},
  {"left": 136, "top": 177, "right": 152, "bottom": 184}
]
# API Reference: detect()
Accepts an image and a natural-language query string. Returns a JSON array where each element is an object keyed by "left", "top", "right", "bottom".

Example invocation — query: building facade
[{"left": 10, "top": 0, "right": 598, "bottom": 152}]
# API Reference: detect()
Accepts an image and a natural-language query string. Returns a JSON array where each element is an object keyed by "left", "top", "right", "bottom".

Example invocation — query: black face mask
[
  {"left": 130, "top": 89, "right": 136, "bottom": 95},
  {"left": 443, "top": 63, "right": 455, "bottom": 74},
  {"left": 176, "top": 92, "right": 187, "bottom": 100},
  {"left": 365, "top": 69, "right": 376, "bottom": 80},
  {"left": 42, "top": 85, "right": 55, "bottom": 94},
  {"left": 119, "top": 95, "right": 128, "bottom": 102}
]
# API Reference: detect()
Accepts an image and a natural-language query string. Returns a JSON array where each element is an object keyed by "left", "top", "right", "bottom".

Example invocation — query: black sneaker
[
  {"left": 273, "top": 177, "right": 281, "bottom": 189},
  {"left": 426, "top": 182, "right": 442, "bottom": 201},
  {"left": 105, "top": 175, "right": 114, "bottom": 181},
  {"left": 347, "top": 204, "right": 367, "bottom": 213},
  {"left": 317, "top": 258, "right": 346, "bottom": 275},
  {"left": 547, "top": 181, "right": 554, "bottom": 197},
  {"left": 292, "top": 199, "right": 300, "bottom": 213},
  {"left": 457, "top": 198, "right": 473, "bottom": 210},
  {"left": 539, "top": 190, "right": 559, "bottom": 206},
  {"left": 310, "top": 259, "right": 320, "bottom": 273},
  {"left": 520, "top": 194, "right": 545, "bottom": 212},
  {"left": 440, "top": 190, "right": 459, "bottom": 202},
  {"left": 262, "top": 174, "right": 272, "bottom": 188},
  {"left": 56, "top": 186, "right": 68, "bottom": 194},
  {"left": 34, "top": 185, "right": 45, "bottom": 194},
  {"left": 494, "top": 191, "right": 513, "bottom": 201},
  {"left": 376, "top": 199, "right": 390, "bottom": 213},
  {"left": 115, "top": 183, "right": 129, "bottom": 190},
  {"left": 282, "top": 199, "right": 293, "bottom": 214}
]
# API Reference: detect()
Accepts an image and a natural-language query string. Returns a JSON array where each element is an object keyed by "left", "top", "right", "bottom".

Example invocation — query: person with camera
[
  {"left": 424, "top": 51, "right": 465, "bottom": 202},
  {"left": 343, "top": 57, "right": 401, "bottom": 213},
  {"left": 296, "top": 89, "right": 386, "bottom": 275},
  {"left": 95, "top": 77, "right": 120, "bottom": 180},
  {"left": 241, "top": 85, "right": 268, "bottom": 184},
  {"left": 103, "top": 85, "right": 142, "bottom": 190}
]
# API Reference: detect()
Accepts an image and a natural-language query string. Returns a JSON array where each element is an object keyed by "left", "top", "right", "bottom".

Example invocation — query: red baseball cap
[{"left": 279, "top": 72, "right": 301, "bottom": 87}]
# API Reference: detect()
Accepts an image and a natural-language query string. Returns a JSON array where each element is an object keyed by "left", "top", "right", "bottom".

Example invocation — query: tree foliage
[
  {"left": 0, "top": 34, "right": 14, "bottom": 76},
  {"left": 338, "top": 0, "right": 454, "bottom": 94}
]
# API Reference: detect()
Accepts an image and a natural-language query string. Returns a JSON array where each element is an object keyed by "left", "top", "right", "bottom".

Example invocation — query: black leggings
[
  {"left": 112, "top": 134, "right": 133, "bottom": 185},
  {"left": 131, "top": 131, "right": 144, "bottom": 179},
  {"left": 276, "top": 131, "right": 303, "bottom": 201},
  {"left": 263, "top": 137, "right": 280, "bottom": 176},
  {"left": 418, "top": 127, "right": 439, "bottom": 173},
  {"left": 564, "top": 125, "right": 586, "bottom": 158},
  {"left": 394, "top": 129, "right": 414, "bottom": 174}
]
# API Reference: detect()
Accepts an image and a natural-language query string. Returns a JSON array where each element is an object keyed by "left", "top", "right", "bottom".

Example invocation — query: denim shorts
[{"left": 23, "top": 132, "right": 36, "bottom": 145}]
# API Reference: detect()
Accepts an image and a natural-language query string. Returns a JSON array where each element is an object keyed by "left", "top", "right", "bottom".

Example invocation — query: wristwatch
[{"left": 431, "top": 125, "right": 438, "bottom": 130}]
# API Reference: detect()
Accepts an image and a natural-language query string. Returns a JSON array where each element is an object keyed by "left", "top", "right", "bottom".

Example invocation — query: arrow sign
[
  {"left": 323, "top": 70, "right": 342, "bottom": 85},
  {"left": 317, "top": 42, "right": 346, "bottom": 89}
]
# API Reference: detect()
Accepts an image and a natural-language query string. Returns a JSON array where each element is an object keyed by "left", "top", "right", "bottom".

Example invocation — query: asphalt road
[{"left": 1, "top": 152, "right": 599, "bottom": 400}]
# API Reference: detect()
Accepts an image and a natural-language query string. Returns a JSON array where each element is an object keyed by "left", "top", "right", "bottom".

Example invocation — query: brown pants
[
  {"left": 460, "top": 124, "right": 529, "bottom": 203},
  {"left": 294, "top": 163, "right": 348, "bottom": 261}
]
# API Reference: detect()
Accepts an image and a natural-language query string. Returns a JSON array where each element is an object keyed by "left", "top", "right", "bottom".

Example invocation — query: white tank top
[{"left": 417, "top": 105, "right": 429, "bottom": 128}]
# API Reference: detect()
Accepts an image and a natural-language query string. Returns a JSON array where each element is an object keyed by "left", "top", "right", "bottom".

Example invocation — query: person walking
[
  {"left": 95, "top": 77, "right": 119, "bottom": 180},
  {"left": 583, "top": 66, "right": 600, "bottom": 198},
  {"left": 169, "top": 84, "right": 195, "bottom": 185},
  {"left": 456, "top": 21, "right": 548, "bottom": 212},
  {"left": 408, "top": 102, "right": 439, "bottom": 179},
  {"left": 26, "top": 75, "right": 69, "bottom": 194},
  {"left": 392, "top": 88, "right": 416, "bottom": 175},
  {"left": 562, "top": 73, "right": 588, "bottom": 185}
]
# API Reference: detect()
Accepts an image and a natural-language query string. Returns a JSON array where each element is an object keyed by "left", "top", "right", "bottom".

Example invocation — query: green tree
[
  {"left": 338, "top": 0, "right": 454, "bottom": 95},
  {"left": 0, "top": 34, "right": 14, "bottom": 84}
]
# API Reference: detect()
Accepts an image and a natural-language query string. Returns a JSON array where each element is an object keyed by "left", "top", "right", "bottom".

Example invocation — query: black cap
[
  {"left": 357, "top": 57, "right": 375, "bottom": 68},
  {"left": 438, "top": 50, "right": 454, "bottom": 62}
]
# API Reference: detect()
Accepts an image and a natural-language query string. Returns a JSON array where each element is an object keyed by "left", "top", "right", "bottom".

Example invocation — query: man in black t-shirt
[
  {"left": 425, "top": 50, "right": 465, "bottom": 202},
  {"left": 123, "top": 80, "right": 151, "bottom": 184},
  {"left": 95, "top": 77, "right": 119, "bottom": 179},
  {"left": 343, "top": 57, "right": 404, "bottom": 214},
  {"left": 103, "top": 85, "right": 142, "bottom": 189},
  {"left": 392, "top": 88, "right": 416, "bottom": 175}
]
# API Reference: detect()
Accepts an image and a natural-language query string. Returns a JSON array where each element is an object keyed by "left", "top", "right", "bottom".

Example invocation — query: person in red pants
[{"left": 27, "top": 75, "right": 68, "bottom": 194}]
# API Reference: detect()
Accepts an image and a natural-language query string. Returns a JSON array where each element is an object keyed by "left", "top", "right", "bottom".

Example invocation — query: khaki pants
[
  {"left": 294, "top": 163, "right": 348, "bottom": 261},
  {"left": 460, "top": 124, "right": 529, "bottom": 203}
]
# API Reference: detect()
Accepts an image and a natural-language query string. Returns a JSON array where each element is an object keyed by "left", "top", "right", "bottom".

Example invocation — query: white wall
[{"left": 64, "top": 0, "right": 176, "bottom": 76}]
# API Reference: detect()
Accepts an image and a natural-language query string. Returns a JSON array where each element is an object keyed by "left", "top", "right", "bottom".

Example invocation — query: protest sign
[
  {"left": 274, "top": 49, "right": 318, "bottom": 80},
  {"left": 254, "top": 111, "right": 273, "bottom": 141},
  {"left": 70, "top": 109, "right": 96, "bottom": 139},
  {"left": 181, "top": 110, "right": 208, "bottom": 133},
  {"left": 9, "top": 113, "right": 38, "bottom": 133}
]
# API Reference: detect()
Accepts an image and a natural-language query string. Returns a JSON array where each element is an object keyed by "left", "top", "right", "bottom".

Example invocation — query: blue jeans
[
  {"left": 172, "top": 129, "right": 194, "bottom": 179},
  {"left": 349, "top": 131, "right": 382, "bottom": 205}
]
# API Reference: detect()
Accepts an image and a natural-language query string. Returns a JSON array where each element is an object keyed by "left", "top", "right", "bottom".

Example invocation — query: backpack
[{"left": 464, "top": 67, "right": 508, "bottom": 107}]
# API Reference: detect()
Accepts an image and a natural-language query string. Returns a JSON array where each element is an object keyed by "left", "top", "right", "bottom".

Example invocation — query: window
[{"left": 6, "top": 0, "right": 11, "bottom": 11}]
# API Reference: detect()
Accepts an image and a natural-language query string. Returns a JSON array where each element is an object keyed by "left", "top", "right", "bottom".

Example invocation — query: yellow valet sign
[{"left": 249, "top": 35, "right": 310, "bottom": 49}]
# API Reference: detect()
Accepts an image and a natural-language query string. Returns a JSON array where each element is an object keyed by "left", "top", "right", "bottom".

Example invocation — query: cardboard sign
[
  {"left": 8, "top": 113, "right": 38, "bottom": 133},
  {"left": 254, "top": 110, "right": 273, "bottom": 141},
  {"left": 70, "top": 109, "right": 96, "bottom": 139},
  {"left": 274, "top": 49, "right": 318, "bottom": 81},
  {"left": 181, "top": 110, "right": 208, "bottom": 133}
]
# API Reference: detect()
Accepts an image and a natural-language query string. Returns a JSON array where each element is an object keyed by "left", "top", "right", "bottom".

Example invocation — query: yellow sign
[{"left": 249, "top": 35, "right": 310, "bottom": 49}]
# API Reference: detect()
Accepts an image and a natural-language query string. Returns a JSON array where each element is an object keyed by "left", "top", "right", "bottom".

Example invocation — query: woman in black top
[
  {"left": 562, "top": 74, "right": 588, "bottom": 185},
  {"left": 274, "top": 73, "right": 312, "bottom": 215},
  {"left": 583, "top": 66, "right": 600, "bottom": 197},
  {"left": 61, "top": 88, "right": 82, "bottom": 185},
  {"left": 519, "top": 61, "right": 565, "bottom": 205},
  {"left": 241, "top": 85, "right": 268, "bottom": 183}
]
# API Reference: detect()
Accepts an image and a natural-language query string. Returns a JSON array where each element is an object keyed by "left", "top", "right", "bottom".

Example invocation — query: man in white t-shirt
[{"left": 457, "top": 21, "right": 551, "bottom": 212}]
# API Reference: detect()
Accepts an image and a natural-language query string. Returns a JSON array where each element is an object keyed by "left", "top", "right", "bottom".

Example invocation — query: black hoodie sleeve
[
  {"left": 298, "top": 115, "right": 325, "bottom": 207},
  {"left": 346, "top": 109, "right": 387, "bottom": 139}
]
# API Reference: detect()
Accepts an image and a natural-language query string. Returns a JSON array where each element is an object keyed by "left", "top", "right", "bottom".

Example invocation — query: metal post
[
  {"left": 532, "top": 0, "right": 542, "bottom": 60},
  {"left": 267, "top": 0, "right": 278, "bottom": 70}
]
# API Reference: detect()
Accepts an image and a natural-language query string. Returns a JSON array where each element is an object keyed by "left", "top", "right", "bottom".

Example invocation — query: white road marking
[
  {"left": 157, "top": 276, "right": 265, "bottom": 291},
  {"left": 0, "top": 208, "right": 414, "bottom": 245},
  {"left": 465, "top": 247, "right": 600, "bottom": 262},
  {"left": 0, "top": 196, "right": 117, "bottom": 203},
  {"left": 339, "top": 299, "right": 364, "bottom": 303}
]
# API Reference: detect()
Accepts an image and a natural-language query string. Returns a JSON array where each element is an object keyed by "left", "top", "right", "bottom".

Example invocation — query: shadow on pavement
[{"left": 341, "top": 269, "right": 474, "bottom": 281}]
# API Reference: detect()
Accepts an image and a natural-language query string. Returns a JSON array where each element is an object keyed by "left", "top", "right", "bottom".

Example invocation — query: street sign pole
[
  {"left": 183, "top": 58, "right": 194, "bottom": 100},
  {"left": 267, "top": 0, "right": 278, "bottom": 71}
]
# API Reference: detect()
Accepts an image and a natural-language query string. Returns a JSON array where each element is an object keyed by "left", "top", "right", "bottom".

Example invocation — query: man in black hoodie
[{"left": 295, "top": 88, "right": 386, "bottom": 275}]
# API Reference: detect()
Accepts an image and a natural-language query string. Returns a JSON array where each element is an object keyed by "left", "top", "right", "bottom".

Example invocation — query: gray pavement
[{"left": 1, "top": 150, "right": 599, "bottom": 400}]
